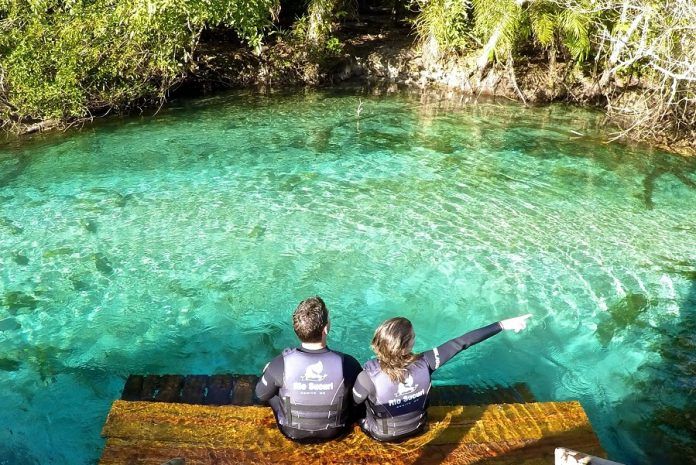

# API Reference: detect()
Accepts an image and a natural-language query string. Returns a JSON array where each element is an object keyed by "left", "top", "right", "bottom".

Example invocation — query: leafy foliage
[
  {"left": 414, "top": 0, "right": 471, "bottom": 57},
  {"left": 470, "top": 0, "right": 593, "bottom": 64},
  {"left": 0, "top": 0, "right": 277, "bottom": 122}
]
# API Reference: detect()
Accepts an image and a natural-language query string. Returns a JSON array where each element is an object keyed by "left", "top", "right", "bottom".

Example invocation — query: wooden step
[
  {"left": 120, "top": 374, "right": 536, "bottom": 406},
  {"left": 99, "top": 400, "right": 604, "bottom": 465}
]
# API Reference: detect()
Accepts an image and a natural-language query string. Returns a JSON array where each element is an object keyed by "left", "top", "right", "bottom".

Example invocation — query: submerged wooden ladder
[{"left": 99, "top": 374, "right": 605, "bottom": 465}]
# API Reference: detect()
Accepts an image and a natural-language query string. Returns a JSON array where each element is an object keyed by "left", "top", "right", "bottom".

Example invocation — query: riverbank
[{"left": 5, "top": 14, "right": 695, "bottom": 157}]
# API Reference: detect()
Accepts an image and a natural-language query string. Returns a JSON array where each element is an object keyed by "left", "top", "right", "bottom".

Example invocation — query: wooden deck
[{"left": 99, "top": 374, "right": 605, "bottom": 465}]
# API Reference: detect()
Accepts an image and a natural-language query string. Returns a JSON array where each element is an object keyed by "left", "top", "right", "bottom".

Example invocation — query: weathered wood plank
[
  {"left": 99, "top": 401, "right": 604, "bottom": 465},
  {"left": 141, "top": 375, "right": 161, "bottom": 401},
  {"left": 155, "top": 375, "right": 185, "bottom": 403},
  {"left": 205, "top": 375, "right": 234, "bottom": 405},
  {"left": 231, "top": 375, "right": 259, "bottom": 406},
  {"left": 181, "top": 376, "right": 208, "bottom": 404},
  {"left": 121, "top": 375, "right": 144, "bottom": 401},
  {"left": 122, "top": 374, "right": 537, "bottom": 406}
]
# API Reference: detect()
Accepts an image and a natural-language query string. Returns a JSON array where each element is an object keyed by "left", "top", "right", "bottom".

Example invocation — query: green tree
[{"left": 0, "top": 0, "right": 277, "bottom": 124}]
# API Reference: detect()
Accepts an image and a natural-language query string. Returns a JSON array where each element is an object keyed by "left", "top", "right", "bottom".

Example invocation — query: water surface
[{"left": 0, "top": 89, "right": 694, "bottom": 464}]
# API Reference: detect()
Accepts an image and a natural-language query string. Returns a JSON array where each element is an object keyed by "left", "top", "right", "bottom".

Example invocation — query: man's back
[{"left": 255, "top": 346, "right": 361, "bottom": 441}]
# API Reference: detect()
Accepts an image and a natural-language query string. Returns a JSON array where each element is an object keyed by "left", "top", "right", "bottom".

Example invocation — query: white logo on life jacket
[
  {"left": 396, "top": 374, "right": 418, "bottom": 396},
  {"left": 301, "top": 360, "right": 328, "bottom": 381}
]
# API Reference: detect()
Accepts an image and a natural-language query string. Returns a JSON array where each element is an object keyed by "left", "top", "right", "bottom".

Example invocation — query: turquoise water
[{"left": 0, "top": 89, "right": 694, "bottom": 465}]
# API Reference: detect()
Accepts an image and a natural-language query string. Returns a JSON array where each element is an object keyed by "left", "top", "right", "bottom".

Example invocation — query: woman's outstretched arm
[{"left": 422, "top": 314, "right": 532, "bottom": 372}]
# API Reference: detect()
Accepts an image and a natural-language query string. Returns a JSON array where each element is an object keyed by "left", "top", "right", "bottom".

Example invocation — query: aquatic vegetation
[
  {"left": 12, "top": 252, "right": 29, "bottom": 265},
  {"left": 659, "top": 259, "right": 696, "bottom": 281},
  {"left": 0, "top": 358, "right": 21, "bottom": 372},
  {"left": 2, "top": 291, "right": 40, "bottom": 315},
  {"left": 92, "top": 253, "right": 114, "bottom": 277},
  {"left": 42, "top": 247, "right": 76, "bottom": 259},
  {"left": 0, "top": 216, "right": 24, "bottom": 234},
  {"left": 595, "top": 293, "right": 654, "bottom": 346},
  {"left": 81, "top": 218, "right": 98, "bottom": 234},
  {"left": 70, "top": 276, "right": 91, "bottom": 292}
]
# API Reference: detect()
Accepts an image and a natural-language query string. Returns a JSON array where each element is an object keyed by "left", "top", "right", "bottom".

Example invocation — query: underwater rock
[
  {"left": 81, "top": 218, "right": 98, "bottom": 233},
  {"left": 70, "top": 276, "right": 91, "bottom": 291},
  {"left": 0, "top": 317, "right": 21, "bottom": 331},
  {"left": 13, "top": 252, "right": 29, "bottom": 266},
  {"left": 0, "top": 358, "right": 21, "bottom": 371},
  {"left": 2, "top": 291, "right": 39, "bottom": 315},
  {"left": 248, "top": 224, "right": 266, "bottom": 238},
  {"left": 595, "top": 293, "right": 653, "bottom": 346},
  {"left": 93, "top": 253, "right": 114, "bottom": 276}
]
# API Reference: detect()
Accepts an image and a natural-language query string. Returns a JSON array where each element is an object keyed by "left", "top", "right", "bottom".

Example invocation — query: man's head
[{"left": 293, "top": 296, "right": 329, "bottom": 343}]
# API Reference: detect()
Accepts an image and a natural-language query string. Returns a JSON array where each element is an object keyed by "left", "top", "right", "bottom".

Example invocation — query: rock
[{"left": 0, "top": 317, "right": 21, "bottom": 331}]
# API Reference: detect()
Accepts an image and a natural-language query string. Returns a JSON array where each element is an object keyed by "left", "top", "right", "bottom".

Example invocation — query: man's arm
[
  {"left": 255, "top": 355, "right": 284, "bottom": 402},
  {"left": 343, "top": 354, "right": 363, "bottom": 388},
  {"left": 351, "top": 371, "right": 374, "bottom": 405}
]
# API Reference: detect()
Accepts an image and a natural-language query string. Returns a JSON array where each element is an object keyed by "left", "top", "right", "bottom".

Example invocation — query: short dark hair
[{"left": 293, "top": 296, "right": 329, "bottom": 343}]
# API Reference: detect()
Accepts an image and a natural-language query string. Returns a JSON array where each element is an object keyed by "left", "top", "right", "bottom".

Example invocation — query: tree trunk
[{"left": 477, "top": 25, "right": 503, "bottom": 75}]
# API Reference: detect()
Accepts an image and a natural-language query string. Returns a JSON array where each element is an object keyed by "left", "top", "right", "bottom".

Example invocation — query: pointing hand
[{"left": 500, "top": 314, "right": 533, "bottom": 333}]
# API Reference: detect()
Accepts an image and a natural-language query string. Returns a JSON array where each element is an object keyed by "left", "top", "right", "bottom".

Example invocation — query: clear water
[{"left": 0, "top": 89, "right": 694, "bottom": 465}]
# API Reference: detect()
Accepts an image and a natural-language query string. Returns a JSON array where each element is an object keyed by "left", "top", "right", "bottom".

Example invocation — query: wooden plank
[
  {"left": 206, "top": 375, "right": 234, "bottom": 405},
  {"left": 122, "top": 374, "right": 536, "bottom": 407},
  {"left": 100, "top": 401, "right": 604, "bottom": 465},
  {"left": 231, "top": 375, "right": 259, "bottom": 406},
  {"left": 121, "top": 375, "right": 143, "bottom": 401},
  {"left": 181, "top": 376, "right": 208, "bottom": 404},
  {"left": 141, "top": 375, "right": 161, "bottom": 401},
  {"left": 155, "top": 375, "right": 185, "bottom": 403}
]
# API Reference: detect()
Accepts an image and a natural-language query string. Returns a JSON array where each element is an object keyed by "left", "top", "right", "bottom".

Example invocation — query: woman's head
[{"left": 371, "top": 317, "right": 419, "bottom": 383}]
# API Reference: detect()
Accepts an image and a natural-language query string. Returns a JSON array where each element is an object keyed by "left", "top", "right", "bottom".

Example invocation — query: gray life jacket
[
  {"left": 364, "top": 357, "right": 432, "bottom": 439},
  {"left": 277, "top": 348, "right": 346, "bottom": 431}
]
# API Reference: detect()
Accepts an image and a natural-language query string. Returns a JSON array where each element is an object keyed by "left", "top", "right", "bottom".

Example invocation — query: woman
[{"left": 352, "top": 314, "right": 531, "bottom": 441}]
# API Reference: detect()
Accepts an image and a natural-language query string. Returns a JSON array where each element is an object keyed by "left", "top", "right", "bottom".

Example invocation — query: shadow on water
[{"left": 608, "top": 266, "right": 696, "bottom": 465}]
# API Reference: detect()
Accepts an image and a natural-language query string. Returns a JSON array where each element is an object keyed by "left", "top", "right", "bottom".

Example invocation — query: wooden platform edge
[
  {"left": 99, "top": 400, "right": 606, "bottom": 465},
  {"left": 120, "top": 373, "right": 537, "bottom": 406}
]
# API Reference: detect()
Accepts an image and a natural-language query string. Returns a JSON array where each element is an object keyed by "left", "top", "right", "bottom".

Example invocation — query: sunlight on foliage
[{"left": 0, "top": 0, "right": 277, "bottom": 122}]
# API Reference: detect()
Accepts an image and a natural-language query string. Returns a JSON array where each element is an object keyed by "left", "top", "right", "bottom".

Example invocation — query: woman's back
[
  {"left": 354, "top": 319, "right": 520, "bottom": 441},
  {"left": 359, "top": 357, "right": 432, "bottom": 440}
]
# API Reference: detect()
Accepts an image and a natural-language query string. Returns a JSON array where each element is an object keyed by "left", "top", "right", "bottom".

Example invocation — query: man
[{"left": 255, "top": 296, "right": 362, "bottom": 441}]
